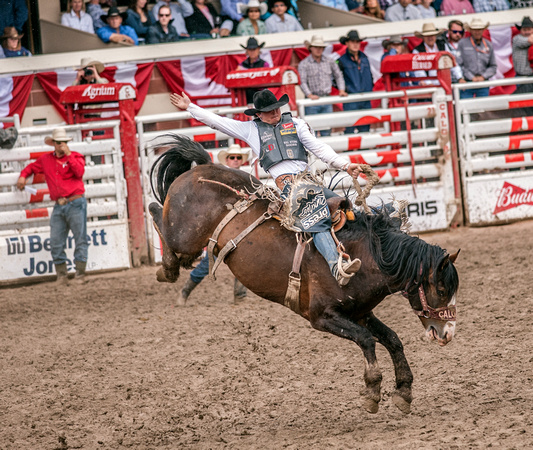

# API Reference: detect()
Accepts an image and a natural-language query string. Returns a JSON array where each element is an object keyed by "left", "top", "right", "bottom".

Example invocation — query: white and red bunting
[{"left": 0, "top": 74, "right": 34, "bottom": 128}]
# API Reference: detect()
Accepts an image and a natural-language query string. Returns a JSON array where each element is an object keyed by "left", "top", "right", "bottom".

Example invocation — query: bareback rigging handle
[{"left": 352, "top": 164, "right": 379, "bottom": 214}]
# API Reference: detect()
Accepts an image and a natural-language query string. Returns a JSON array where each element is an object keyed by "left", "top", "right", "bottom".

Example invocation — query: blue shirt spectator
[
  {"left": 87, "top": 0, "right": 112, "bottom": 31},
  {"left": 96, "top": 7, "right": 139, "bottom": 45},
  {"left": 265, "top": 0, "right": 303, "bottom": 33},
  {"left": 221, "top": 0, "right": 247, "bottom": 21},
  {"left": 0, "top": 0, "right": 28, "bottom": 34},
  {"left": 126, "top": 0, "right": 154, "bottom": 39},
  {"left": 315, "top": 0, "right": 349, "bottom": 10},
  {"left": 473, "top": 0, "right": 509, "bottom": 11},
  {"left": 385, "top": 0, "right": 423, "bottom": 21}
]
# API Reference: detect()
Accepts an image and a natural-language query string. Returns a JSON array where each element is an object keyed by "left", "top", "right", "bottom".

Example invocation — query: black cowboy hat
[
  {"left": 244, "top": 90, "right": 289, "bottom": 116},
  {"left": 101, "top": 6, "right": 128, "bottom": 23},
  {"left": 340, "top": 30, "right": 364, "bottom": 45},
  {"left": 516, "top": 16, "right": 533, "bottom": 30},
  {"left": 267, "top": 0, "right": 291, "bottom": 11},
  {"left": 240, "top": 37, "right": 265, "bottom": 50}
]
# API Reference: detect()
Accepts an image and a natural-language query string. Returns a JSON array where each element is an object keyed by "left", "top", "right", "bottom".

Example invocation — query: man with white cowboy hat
[
  {"left": 170, "top": 89, "right": 365, "bottom": 287},
  {"left": 298, "top": 35, "right": 347, "bottom": 137},
  {"left": 16, "top": 128, "right": 88, "bottom": 285},
  {"left": 73, "top": 56, "right": 108, "bottom": 86},
  {"left": 512, "top": 16, "right": 533, "bottom": 95},
  {"left": 413, "top": 23, "right": 464, "bottom": 85},
  {"left": 178, "top": 144, "right": 250, "bottom": 304},
  {"left": 237, "top": 0, "right": 267, "bottom": 36},
  {"left": 456, "top": 18, "right": 496, "bottom": 98}
]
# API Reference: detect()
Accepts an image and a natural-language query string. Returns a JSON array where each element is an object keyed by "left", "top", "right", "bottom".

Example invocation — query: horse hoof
[
  {"left": 392, "top": 393, "right": 411, "bottom": 414},
  {"left": 156, "top": 267, "right": 168, "bottom": 282},
  {"left": 362, "top": 397, "right": 379, "bottom": 414}
]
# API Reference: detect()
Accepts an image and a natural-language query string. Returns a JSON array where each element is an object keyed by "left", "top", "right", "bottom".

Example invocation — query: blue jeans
[
  {"left": 460, "top": 87, "right": 490, "bottom": 99},
  {"left": 305, "top": 103, "right": 333, "bottom": 136},
  {"left": 312, "top": 231, "right": 339, "bottom": 276},
  {"left": 343, "top": 100, "right": 371, "bottom": 134},
  {"left": 190, "top": 254, "right": 210, "bottom": 283},
  {"left": 50, "top": 197, "right": 88, "bottom": 265}
]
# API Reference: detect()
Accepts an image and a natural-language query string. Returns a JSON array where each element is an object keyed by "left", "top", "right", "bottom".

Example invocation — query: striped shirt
[{"left": 298, "top": 54, "right": 345, "bottom": 97}]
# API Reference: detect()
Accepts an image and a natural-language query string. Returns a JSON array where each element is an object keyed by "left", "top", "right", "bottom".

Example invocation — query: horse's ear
[{"left": 449, "top": 249, "right": 461, "bottom": 264}]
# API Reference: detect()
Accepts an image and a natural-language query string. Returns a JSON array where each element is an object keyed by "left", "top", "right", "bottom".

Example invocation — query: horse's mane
[
  {"left": 338, "top": 210, "right": 459, "bottom": 294},
  {"left": 150, "top": 134, "right": 213, "bottom": 204}
]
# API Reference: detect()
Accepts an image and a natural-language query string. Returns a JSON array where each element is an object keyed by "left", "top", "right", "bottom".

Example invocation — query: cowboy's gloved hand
[
  {"left": 346, "top": 163, "right": 363, "bottom": 179},
  {"left": 170, "top": 92, "right": 191, "bottom": 110}
]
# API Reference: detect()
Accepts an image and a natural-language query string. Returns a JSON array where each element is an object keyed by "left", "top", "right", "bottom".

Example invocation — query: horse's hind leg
[
  {"left": 311, "top": 312, "right": 383, "bottom": 414},
  {"left": 363, "top": 313, "right": 413, "bottom": 414},
  {"left": 149, "top": 203, "right": 180, "bottom": 283}
]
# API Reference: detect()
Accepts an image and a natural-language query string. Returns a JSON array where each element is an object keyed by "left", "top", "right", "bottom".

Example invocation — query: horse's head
[{"left": 404, "top": 250, "right": 460, "bottom": 347}]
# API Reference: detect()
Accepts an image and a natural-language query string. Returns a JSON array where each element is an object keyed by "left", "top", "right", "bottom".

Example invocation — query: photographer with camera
[{"left": 73, "top": 57, "right": 109, "bottom": 85}]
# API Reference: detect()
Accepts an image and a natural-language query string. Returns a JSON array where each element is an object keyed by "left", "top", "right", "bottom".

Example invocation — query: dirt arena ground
[{"left": 1, "top": 219, "right": 532, "bottom": 449}]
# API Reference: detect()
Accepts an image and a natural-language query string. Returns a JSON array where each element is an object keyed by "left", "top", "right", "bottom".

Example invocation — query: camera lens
[{"left": 84, "top": 67, "right": 93, "bottom": 76}]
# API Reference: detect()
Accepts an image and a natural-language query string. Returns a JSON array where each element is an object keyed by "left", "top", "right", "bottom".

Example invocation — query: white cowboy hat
[
  {"left": 239, "top": 0, "right": 268, "bottom": 16},
  {"left": 217, "top": 144, "right": 249, "bottom": 164},
  {"left": 44, "top": 128, "right": 72, "bottom": 146},
  {"left": 465, "top": 17, "right": 490, "bottom": 30},
  {"left": 79, "top": 56, "right": 105, "bottom": 74},
  {"left": 304, "top": 35, "right": 327, "bottom": 49},
  {"left": 414, "top": 23, "right": 446, "bottom": 37}
]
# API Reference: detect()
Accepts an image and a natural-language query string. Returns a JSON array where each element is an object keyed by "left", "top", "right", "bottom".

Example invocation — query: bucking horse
[{"left": 149, "top": 134, "right": 460, "bottom": 414}]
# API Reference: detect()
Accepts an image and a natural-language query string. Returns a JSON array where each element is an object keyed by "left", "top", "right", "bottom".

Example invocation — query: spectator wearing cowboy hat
[
  {"left": 61, "top": 0, "right": 95, "bottom": 34},
  {"left": 1, "top": 27, "right": 31, "bottom": 57},
  {"left": 238, "top": 37, "right": 270, "bottom": 102},
  {"left": 73, "top": 57, "right": 109, "bottom": 85},
  {"left": 96, "top": 6, "right": 139, "bottom": 45},
  {"left": 237, "top": 0, "right": 267, "bottom": 36},
  {"left": 385, "top": 0, "right": 422, "bottom": 22},
  {"left": 16, "top": 128, "right": 88, "bottom": 285},
  {"left": 265, "top": 0, "right": 303, "bottom": 33},
  {"left": 337, "top": 30, "right": 373, "bottom": 134},
  {"left": 512, "top": 16, "right": 533, "bottom": 94},
  {"left": 170, "top": 89, "right": 365, "bottom": 287},
  {"left": 178, "top": 144, "right": 250, "bottom": 305},
  {"left": 87, "top": 0, "right": 114, "bottom": 32},
  {"left": 299, "top": 35, "right": 347, "bottom": 137},
  {"left": 456, "top": 18, "right": 496, "bottom": 98},
  {"left": 382, "top": 35, "right": 408, "bottom": 59},
  {"left": 413, "top": 23, "right": 464, "bottom": 85}
]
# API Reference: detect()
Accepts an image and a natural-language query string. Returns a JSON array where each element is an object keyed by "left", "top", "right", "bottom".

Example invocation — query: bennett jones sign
[{"left": 0, "top": 223, "right": 130, "bottom": 282}]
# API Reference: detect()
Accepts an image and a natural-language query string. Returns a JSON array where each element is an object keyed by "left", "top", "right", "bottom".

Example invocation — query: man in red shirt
[{"left": 16, "top": 128, "right": 88, "bottom": 285}]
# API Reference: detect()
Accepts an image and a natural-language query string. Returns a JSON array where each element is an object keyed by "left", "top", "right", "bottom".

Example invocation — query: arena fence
[
  {"left": 297, "top": 88, "right": 460, "bottom": 233},
  {"left": 0, "top": 121, "right": 131, "bottom": 284},
  {"left": 454, "top": 77, "right": 533, "bottom": 226}
]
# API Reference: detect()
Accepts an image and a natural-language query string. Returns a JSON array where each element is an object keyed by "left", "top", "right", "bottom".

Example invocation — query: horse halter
[{"left": 404, "top": 285, "right": 456, "bottom": 322}]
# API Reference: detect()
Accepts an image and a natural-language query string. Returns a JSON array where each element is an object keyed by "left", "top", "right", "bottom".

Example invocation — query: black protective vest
[{"left": 255, "top": 112, "right": 308, "bottom": 171}]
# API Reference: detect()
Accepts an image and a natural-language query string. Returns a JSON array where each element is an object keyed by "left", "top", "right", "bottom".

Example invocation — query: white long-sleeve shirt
[
  {"left": 187, "top": 103, "right": 348, "bottom": 179},
  {"left": 61, "top": 10, "right": 95, "bottom": 34}
]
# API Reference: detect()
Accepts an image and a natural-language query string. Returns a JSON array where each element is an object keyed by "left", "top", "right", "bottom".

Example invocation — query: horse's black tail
[{"left": 150, "top": 134, "right": 212, "bottom": 204}]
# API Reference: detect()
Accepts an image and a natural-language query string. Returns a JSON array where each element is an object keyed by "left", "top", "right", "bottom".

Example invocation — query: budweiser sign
[
  {"left": 82, "top": 85, "right": 116, "bottom": 99},
  {"left": 493, "top": 181, "right": 533, "bottom": 214}
]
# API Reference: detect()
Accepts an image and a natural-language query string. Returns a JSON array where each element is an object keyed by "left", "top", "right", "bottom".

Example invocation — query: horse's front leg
[
  {"left": 362, "top": 313, "right": 413, "bottom": 414},
  {"left": 311, "top": 311, "right": 383, "bottom": 413}
]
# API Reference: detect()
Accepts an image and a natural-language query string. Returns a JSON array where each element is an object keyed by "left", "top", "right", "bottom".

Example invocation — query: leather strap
[
  {"left": 284, "top": 234, "right": 307, "bottom": 314},
  {"left": 211, "top": 211, "right": 272, "bottom": 278},
  {"left": 207, "top": 198, "right": 255, "bottom": 280}
]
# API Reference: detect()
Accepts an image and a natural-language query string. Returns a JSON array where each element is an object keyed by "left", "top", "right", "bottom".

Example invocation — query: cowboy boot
[
  {"left": 233, "top": 278, "right": 247, "bottom": 304},
  {"left": 335, "top": 257, "right": 362, "bottom": 287},
  {"left": 55, "top": 263, "right": 69, "bottom": 286},
  {"left": 73, "top": 261, "right": 87, "bottom": 284},
  {"left": 177, "top": 278, "right": 199, "bottom": 306}
]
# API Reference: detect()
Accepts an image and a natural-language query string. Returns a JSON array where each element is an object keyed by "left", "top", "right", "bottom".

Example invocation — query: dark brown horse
[{"left": 149, "top": 135, "right": 460, "bottom": 414}]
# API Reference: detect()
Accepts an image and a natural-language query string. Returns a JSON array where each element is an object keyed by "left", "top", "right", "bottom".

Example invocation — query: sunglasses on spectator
[
  {"left": 248, "top": 9, "right": 261, "bottom": 12},
  {"left": 450, "top": 30, "right": 464, "bottom": 34},
  {"left": 159, "top": 13, "right": 171, "bottom": 16},
  {"left": 54, "top": 140, "right": 67, "bottom": 144},
  {"left": 228, "top": 155, "right": 243, "bottom": 160}
]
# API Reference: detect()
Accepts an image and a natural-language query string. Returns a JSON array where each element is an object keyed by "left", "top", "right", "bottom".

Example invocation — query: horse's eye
[{"left": 437, "top": 289, "right": 446, "bottom": 297}]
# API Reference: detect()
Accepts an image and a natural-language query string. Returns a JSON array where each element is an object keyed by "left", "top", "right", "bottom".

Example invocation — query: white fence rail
[{"left": 454, "top": 79, "right": 533, "bottom": 225}]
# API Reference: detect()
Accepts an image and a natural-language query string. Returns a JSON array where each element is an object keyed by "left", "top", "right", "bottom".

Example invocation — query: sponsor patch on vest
[
  {"left": 282, "top": 122, "right": 295, "bottom": 129},
  {"left": 261, "top": 131, "right": 273, "bottom": 141},
  {"left": 280, "top": 128, "right": 297, "bottom": 135}
]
